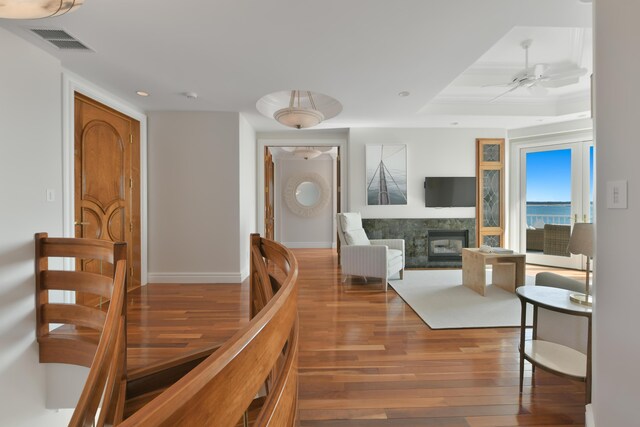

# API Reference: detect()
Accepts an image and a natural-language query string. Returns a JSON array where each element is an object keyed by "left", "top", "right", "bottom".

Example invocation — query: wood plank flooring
[{"left": 127, "top": 249, "right": 586, "bottom": 426}]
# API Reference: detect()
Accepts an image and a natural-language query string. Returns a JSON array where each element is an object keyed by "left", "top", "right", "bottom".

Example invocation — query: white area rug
[{"left": 389, "top": 269, "right": 534, "bottom": 329}]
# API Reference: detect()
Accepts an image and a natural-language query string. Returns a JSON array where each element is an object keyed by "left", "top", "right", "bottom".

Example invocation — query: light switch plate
[
  {"left": 607, "top": 180, "right": 627, "bottom": 209},
  {"left": 46, "top": 188, "right": 55, "bottom": 202}
]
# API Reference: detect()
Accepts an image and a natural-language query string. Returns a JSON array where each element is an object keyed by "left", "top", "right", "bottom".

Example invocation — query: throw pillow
[
  {"left": 340, "top": 212, "right": 363, "bottom": 231},
  {"left": 344, "top": 228, "right": 370, "bottom": 245}
]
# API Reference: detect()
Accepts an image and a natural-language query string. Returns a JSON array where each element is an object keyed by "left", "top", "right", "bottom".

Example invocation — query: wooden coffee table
[{"left": 462, "top": 248, "right": 526, "bottom": 296}]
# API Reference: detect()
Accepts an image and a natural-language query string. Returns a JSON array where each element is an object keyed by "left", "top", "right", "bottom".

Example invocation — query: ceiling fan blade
[
  {"left": 488, "top": 85, "right": 521, "bottom": 103},
  {"left": 482, "top": 82, "right": 513, "bottom": 88},
  {"left": 540, "top": 76, "right": 582, "bottom": 88},
  {"left": 542, "top": 66, "right": 588, "bottom": 82}
]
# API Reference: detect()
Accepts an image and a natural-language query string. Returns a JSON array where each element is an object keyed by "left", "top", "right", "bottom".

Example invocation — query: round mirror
[
  {"left": 284, "top": 173, "right": 330, "bottom": 217},
  {"left": 295, "top": 181, "right": 320, "bottom": 207}
]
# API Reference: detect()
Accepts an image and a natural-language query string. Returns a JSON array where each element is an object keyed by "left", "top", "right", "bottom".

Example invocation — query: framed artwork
[{"left": 365, "top": 144, "right": 407, "bottom": 205}]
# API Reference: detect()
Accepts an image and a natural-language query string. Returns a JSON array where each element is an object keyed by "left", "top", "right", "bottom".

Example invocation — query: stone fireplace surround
[{"left": 362, "top": 218, "right": 476, "bottom": 268}]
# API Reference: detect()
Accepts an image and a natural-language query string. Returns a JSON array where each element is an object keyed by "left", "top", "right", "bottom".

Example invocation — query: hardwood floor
[{"left": 128, "top": 249, "right": 587, "bottom": 426}]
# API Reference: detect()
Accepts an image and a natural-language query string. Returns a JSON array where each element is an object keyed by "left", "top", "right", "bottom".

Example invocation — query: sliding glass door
[{"left": 520, "top": 141, "right": 593, "bottom": 269}]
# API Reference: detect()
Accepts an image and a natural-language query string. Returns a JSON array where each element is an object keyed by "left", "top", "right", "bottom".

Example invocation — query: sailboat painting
[{"left": 365, "top": 144, "right": 407, "bottom": 205}]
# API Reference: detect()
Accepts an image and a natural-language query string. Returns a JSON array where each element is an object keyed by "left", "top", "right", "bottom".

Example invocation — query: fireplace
[{"left": 427, "top": 230, "right": 469, "bottom": 262}]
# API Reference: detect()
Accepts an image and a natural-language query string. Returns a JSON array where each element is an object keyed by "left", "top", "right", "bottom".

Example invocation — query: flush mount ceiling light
[
  {"left": 274, "top": 90, "right": 325, "bottom": 129},
  {"left": 281, "top": 146, "right": 330, "bottom": 160},
  {"left": 0, "top": 0, "right": 84, "bottom": 19},
  {"left": 293, "top": 147, "right": 322, "bottom": 160},
  {"left": 257, "top": 90, "right": 342, "bottom": 130}
]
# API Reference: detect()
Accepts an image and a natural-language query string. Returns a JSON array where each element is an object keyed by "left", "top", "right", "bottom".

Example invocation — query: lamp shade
[
  {"left": 567, "top": 223, "right": 594, "bottom": 257},
  {"left": 0, "top": 0, "right": 84, "bottom": 19},
  {"left": 292, "top": 147, "right": 322, "bottom": 160},
  {"left": 274, "top": 107, "right": 324, "bottom": 129},
  {"left": 273, "top": 90, "right": 325, "bottom": 129}
]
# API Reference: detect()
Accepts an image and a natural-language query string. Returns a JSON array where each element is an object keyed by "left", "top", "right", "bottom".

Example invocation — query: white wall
[
  {"left": 0, "top": 27, "right": 74, "bottom": 426},
  {"left": 239, "top": 114, "right": 257, "bottom": 279},
  {"left": 348, "top": 128, "right": 506, "bottom": 218},
  {"left": 592, "top": 2, "right": 640, "bottom": 425},
  {"left": 148, "top": 112, "right": 242, "bottom": 283},
  {"left": 276, "top": 155, "right": 335, "bottom": 248}
]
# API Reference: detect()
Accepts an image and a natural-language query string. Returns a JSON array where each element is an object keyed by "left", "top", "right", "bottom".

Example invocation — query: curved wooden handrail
[
  {"left": 69, "top": 259, "right": 128, "bottom": 427},
  {"left": 119, "top": 234, "right": 299, "bottom": 426},
  {"left": 35, "top": 233, "right": 127, "bottom": 367},
  {"left": 49, "top": 233, "right": 299, "bottom": 426}
]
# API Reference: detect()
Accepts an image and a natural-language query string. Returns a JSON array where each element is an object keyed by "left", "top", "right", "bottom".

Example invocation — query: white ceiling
[{"left": 0, "top": 0, "right": 592, "bottom": 131}]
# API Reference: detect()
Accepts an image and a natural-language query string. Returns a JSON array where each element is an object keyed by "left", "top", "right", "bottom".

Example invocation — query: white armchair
[{"left": 336, "top": 212, "right": 404, "bottom": 291}]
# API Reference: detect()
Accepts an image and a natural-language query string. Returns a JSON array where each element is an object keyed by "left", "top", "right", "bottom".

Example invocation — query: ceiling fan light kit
[
  {"left": 0, "top": 0, "right": 84, "bottom": 19},
  {"left": 274, "top": 90, "right": 325, "bottom": 129}
]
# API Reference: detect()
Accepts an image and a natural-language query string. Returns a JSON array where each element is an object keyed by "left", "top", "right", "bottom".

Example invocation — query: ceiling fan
[{"left": 488, "top": 39, "right": 588, "bottom": 102}]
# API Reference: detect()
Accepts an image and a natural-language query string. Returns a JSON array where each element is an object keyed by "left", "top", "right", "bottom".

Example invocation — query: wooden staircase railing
[
  {"left": 35, "top": 232, "right": 127, "bottom": 367},
  {"left": 35, "top": 232, "right": 129, "bottom": 427},
  {"left": 38, "top": 233, "right": 299, "bottom": 426},
  {"left": 119, "top": 233, "right": 299, "bottom": 426},
  {"left": 69, "top": 258, "right": 127, "bottom": 427}
]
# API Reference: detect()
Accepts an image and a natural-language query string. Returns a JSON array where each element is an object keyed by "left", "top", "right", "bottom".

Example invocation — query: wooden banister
[
  {"left": 35, "top": 232, "right": 127, "bottom": 367},
  {"left": 119, "top": 234, "right": 299, "bottom": 426},
  {"left": 69, "top": 259, "right": 128, "bottom": 427},
  {"left": 43, "top": 233, "right": 299, "bottom": 426}
]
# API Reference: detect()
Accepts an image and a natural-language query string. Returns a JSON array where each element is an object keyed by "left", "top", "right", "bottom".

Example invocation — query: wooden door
[
  {"left": 336, "top": 146, "right": 341, "bottom": 260},
  {"left": 74, "top": 93, "right": 141, "bottom": 306},
  {"left": 264, "top": 147, "right": 275, "bottom": 240}
]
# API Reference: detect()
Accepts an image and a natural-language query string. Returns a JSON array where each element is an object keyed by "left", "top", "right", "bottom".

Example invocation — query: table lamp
[{"left": 567, "top": 223, "right": 594, "bottom": 306}]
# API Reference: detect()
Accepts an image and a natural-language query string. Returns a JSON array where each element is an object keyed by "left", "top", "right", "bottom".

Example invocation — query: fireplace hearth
[{"left": 427, "top": 230, "right": 469, "bottom": 262}]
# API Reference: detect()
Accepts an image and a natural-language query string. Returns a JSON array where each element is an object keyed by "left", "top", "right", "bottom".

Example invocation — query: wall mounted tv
[{"left": 424, "top": 177, "right": 476, "bottom": 207}]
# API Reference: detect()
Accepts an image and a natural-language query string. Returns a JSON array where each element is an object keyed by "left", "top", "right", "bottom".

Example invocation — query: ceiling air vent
[{"left": 30, "top": 28, "right": 92, "bottom": 51}]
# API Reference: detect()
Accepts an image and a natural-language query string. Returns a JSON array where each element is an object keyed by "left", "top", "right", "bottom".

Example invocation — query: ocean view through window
[{"left": 526, "top": 147, "right": 594, "bottom": 228}]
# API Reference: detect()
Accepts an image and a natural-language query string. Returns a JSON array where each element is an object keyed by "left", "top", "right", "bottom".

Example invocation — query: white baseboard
[
  {"left": 586, "top": 404, "right": 595, "bottom": 427},
  {"left": 282, "top": 241, "right": 334, "bottom": 248},
  {"left": 147, "top": 272, "right": 243, "bottom": 283}
]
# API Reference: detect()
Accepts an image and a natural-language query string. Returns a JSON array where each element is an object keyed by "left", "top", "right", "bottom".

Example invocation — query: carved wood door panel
[{"left": 74, "top": 93, "right": 140, "bottom": 306}]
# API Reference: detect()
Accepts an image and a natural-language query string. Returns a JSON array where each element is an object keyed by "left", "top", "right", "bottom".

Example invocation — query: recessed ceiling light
[
  {"left": 136, "top": 91, "right": 149, "bottom": 97},
  {"left": 537, "top": 119, "right": 545, "bottom": 122},
  {"left": 184, "top": 92, "right": 198, "bottom": 99},
  {"left": 398, "top": 91, "right": 410, "bottom": 97},
  {"left": 450, "top": 122, "right": 459, "bottom": 126}
]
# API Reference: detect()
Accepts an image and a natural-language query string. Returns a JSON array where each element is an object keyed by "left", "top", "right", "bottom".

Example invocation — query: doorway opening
[
  {"left": 264, "top": 146, "right": 340, "bottom": 249},
  {"left": 519, "top": 141, "right": 594, "bottom": 269}
]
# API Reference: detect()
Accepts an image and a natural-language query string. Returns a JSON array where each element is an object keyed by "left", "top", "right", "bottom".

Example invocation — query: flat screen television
[{"left": 424, "top": 177, "right": 476, "bottom": 207}]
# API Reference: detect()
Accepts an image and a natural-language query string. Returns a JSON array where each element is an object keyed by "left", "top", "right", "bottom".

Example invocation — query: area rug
[{"left": 389, "top": 269, "right": 534, "bottom": 329}]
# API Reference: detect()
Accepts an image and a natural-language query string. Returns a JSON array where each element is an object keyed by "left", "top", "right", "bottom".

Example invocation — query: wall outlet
[{"left": 607, "top": 180, "right": 627, "bottom": 209}]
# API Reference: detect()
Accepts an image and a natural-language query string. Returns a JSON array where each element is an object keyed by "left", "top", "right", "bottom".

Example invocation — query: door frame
[
  {"left": 257, "top": 137, "right": 348, "bottom": 243},
  {"left": 62, "top": 72, "right": 148, "bottom": 288},
  {"left": 509, "top": 127, "right": 593, "bottom": 269}
]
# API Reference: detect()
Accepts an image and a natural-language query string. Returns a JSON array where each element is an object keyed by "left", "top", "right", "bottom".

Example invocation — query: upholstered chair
[{"left": 336, "top": 212, "right": 404, "bottom": 291}]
